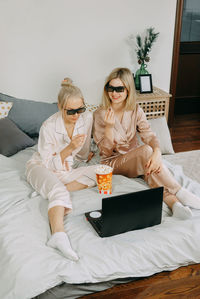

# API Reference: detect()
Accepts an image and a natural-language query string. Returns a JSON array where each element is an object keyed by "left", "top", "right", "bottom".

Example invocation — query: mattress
[{"left": 0, "top": 147, "right": 200, "bottom": 299}]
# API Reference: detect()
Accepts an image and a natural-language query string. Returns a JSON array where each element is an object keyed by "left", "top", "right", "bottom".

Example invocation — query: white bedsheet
[{"left": 0, "top": 148, "right": 200, "bottom": 299}]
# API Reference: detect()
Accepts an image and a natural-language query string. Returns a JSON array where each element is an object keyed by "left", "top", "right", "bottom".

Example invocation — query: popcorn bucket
[{"left": 95, "top": 165, "right": 113, "bottom": 194}]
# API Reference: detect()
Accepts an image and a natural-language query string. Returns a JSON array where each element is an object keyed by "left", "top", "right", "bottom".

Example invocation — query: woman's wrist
[
  {"left": 68, "top": 142, "right": 75, "bottom": 152},
  {"left": 154, "top": 147, "right": 161, "bottom": 155},
  {"left": 104, "top": 126, "right": 114, "bottom": 141},
  {"left": 60, "top": 145, "right": 74, "bottom": 163},
  {"left": 105, "top": 123, "right": 114, "bottom": 129}
]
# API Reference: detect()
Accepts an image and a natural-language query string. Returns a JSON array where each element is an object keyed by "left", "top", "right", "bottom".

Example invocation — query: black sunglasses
[
  {"left": 64, "top": 106, "right": 86, "bottom": 115},
  {"left": 105, "top": 85, "right": 126, "bottom": 93}
]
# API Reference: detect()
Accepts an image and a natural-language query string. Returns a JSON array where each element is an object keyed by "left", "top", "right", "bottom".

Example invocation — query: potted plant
[{"left": 128, "top": 27, "right": 159, "bottom": 90}]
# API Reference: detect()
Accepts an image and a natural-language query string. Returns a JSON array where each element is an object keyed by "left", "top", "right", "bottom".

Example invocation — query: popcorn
[{"left": 95, "top": 165, "right": 113, "bottom": 175}]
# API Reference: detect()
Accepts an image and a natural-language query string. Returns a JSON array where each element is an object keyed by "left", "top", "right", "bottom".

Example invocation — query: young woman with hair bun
[{"left": 26, "top": 78, "right": 97, "bottom": 261}]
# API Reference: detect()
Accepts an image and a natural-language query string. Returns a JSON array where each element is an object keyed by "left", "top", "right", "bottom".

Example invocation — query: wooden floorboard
[
  {"left": 80, "top": 113, "right": 200, "bottom": 299},
  {"left": 170, "top": 113, "right": 200, "bottom": 153},
  {"left": 80, "top": 264, "right": 200, "bottom": 298},
  {"left": 81, "top": 264, "right": 200, "bottom": 299}
]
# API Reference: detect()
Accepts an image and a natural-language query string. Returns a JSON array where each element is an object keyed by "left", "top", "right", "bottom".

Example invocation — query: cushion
[
  {"left": 0, "top": 101, "right": 13, "bottom": 119},
  {"left": 137, "top": 116, "right": 174, "bottom": 154},
  {"left": 0, "top": 118, "right": 36, "bottom": 157},
  {"left": 0, "top": 93, "right": 58, "bottom": 137}
]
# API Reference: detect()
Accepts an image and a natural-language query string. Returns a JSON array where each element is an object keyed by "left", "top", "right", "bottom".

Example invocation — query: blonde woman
[
  {"left": 93, "top": 67, "right": 200, "bottom": 219},
  {"left": 26, "top": 78, "right": 97, "bottom": 261}
]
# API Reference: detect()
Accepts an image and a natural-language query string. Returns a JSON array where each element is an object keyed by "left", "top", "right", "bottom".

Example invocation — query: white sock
[
  {"left": 176, "top": 187, "right": 200, "bottom": 209},
  {"left": 172, "top": 201, "right": 193, "bottom": 220},
  {"left": 47, "top": 232, "right": 79, "bottom": 261}
]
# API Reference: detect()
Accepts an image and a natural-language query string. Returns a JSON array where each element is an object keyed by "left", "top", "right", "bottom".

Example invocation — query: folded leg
[{"left": 104, "top": 145, "right": 195, "bottom": 217}]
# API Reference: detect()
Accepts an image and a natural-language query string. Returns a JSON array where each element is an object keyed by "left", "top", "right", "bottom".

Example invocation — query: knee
[
  {"left": 140, "top": 145, "right": 153, "bottom": 159},
  {"left": 26, "top": 163, "right": 44, "bottom": 184}
]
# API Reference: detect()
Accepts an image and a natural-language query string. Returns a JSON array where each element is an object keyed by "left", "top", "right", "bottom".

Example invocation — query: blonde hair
[
  {"left": 58, "top": 77, "right": 85, "bottom": 109},
  {"left": 102, "top": 67, "right": 137, "bottom": 110}
]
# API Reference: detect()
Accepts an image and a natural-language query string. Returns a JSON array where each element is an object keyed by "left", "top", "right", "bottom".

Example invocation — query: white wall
[{"left": 0, "top": 0, "right": 177, "bottom": 104}]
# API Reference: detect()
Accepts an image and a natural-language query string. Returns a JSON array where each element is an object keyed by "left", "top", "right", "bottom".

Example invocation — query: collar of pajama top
[
  {"left": 114, "top": 111, "right": 132, "bottom": 142},
  {"left": 93, "top": 105, "right": 159, "bottom": 158},
  {"left": 27, "top": 111, "right": 90, "bottom": 172},
  {"left": 55, "top": 111, "right": 85, "bottom": 144},
  {"left": 105, "top": 110, "right": 139, "bottom": 153}
]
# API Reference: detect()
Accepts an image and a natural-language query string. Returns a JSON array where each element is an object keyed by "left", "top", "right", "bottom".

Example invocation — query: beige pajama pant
[
  {"left": 103, "top": 145, "right": 181, "bottom": 203},
  {"left": 26, "top": 163, "right": 97, "bottom": 213}
]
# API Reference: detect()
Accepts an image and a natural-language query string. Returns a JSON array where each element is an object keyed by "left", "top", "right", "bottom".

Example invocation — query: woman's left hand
[{"left": 145, "top": 148, "right": 162, "bottom": 176}]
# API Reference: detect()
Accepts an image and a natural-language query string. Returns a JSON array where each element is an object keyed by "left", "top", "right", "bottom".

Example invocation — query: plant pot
[{"left": 134, "top": 63, "right": 149, "bottom": 90}]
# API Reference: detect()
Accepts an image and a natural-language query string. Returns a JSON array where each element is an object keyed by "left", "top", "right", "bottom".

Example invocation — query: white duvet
[{"left": 0, "top": 148, "right": 200, "bottom": 299}]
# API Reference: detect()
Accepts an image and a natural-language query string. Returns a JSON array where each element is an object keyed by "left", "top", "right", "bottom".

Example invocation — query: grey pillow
[
  {"left": 0, "top": 92, "right": 58, "bottom": 137},
  {"left": 0, "top": 118, "right": 36, "bottom": 157},
  {"left": 137, "top": 116, "right": 175, "bottom": 155}
]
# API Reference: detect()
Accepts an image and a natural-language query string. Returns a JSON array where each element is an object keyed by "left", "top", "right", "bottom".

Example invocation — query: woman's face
[
  {"left": 60, "top": 97, "right": 85, "bottom": 124},
  {"left": 107, "top": 78, "right": 127, "bottom": 105}
]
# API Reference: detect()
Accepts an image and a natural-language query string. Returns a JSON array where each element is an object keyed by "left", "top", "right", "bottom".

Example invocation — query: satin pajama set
[
  {"left": 26, "top": 111, "right": 97, "bottom": 213},
  {"left": 93, "top": 104, "right": 181, "bottom": 203}
]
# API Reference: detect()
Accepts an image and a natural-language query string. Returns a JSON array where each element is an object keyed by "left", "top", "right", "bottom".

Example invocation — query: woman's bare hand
[
  {"left": 64, "top": 160, "right": 69, "bottom": 171},
  {"left": 145, "top": 148, "right": 162, "bottom": 176},
  {"left": 70, "top": 134, "right": 86, "bottom": 150},
  {"left": 104, "top": 108, "right": 115, "bottom": 128}
]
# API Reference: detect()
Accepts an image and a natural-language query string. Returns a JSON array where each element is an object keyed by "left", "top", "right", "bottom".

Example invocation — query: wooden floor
[
  {"left": 170, "top": 113, "right": 200, "bottom": 153},
  {"left": 80, "top": 113, "right": 200, "bottom": 299},
  {"left": 80, "top": 264, "right": 200, "bottom": 298}
]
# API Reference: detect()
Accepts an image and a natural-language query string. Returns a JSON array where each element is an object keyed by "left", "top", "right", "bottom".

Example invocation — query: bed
[{"left": 0, "top": 92, "right": 200, "bottom": 299}]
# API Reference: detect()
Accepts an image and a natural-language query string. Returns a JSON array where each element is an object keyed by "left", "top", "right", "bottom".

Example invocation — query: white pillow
[
  {"left": 137, "top": 116, "right": 174, "bottom": 155},
  {"left": 0, "top": 101, "right": 13, "bottom": 119}
]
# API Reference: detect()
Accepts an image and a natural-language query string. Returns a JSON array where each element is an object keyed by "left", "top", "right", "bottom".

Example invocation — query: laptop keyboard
[{"left": 93, "top": 217, "right": 103, "bottom": 230}]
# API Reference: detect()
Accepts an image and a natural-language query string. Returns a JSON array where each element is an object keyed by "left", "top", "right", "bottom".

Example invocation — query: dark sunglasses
[
  {"left": 105, "top": 85, "right": 126, "bottom": 93},
  {"left": 64, "top": 106, "right": 86, "bottom": 115}
]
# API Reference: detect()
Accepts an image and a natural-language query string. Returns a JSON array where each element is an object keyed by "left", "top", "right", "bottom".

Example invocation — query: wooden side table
[{"left": 136, "top": 87, "right": 172, "bottom": 120}]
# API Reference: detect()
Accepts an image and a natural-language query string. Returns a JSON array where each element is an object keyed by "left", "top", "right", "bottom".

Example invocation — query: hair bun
[{"left": 61, "top": 77, "right": 73, "bottom": 87}]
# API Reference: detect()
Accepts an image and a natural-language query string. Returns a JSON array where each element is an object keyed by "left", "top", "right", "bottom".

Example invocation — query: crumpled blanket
[{"left": 0, "top": 152, "right": 200, "bottom": 299}]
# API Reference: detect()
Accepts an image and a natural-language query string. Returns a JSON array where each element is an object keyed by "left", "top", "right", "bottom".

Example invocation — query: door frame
[{"left": 169, "top": 0, "right": 184, "bottom": 126}]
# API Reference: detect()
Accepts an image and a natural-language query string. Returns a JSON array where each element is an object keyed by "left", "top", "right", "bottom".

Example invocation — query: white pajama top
[{"left": 27, "top": 110, "right": 93, "bottom": 172}]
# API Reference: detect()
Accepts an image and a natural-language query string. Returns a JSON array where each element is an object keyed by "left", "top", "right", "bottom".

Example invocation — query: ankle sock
[
  {"left": 47, "top": 232, "right": 79, "bottom": 261},
  {"left": 172, "top": 201, "right": 193, "bottom": 220},
  {"left": 176, "top": 187, "right": 200, "bottom": 209}
]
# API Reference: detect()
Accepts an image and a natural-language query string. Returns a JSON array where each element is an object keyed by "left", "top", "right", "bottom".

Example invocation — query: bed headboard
[{"left": 86, "top": 87, "right": 171, "bottom": 120}]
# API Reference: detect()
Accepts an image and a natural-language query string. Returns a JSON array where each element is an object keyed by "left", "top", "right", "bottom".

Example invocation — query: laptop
[{"left": 85, "top": 187, "right": 163, "bottom": 237}]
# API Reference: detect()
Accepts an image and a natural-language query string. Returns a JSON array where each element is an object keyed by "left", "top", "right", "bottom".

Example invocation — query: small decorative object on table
[
  {"left": 133, "top": 27, "right": 159, "bottom": 90},
  {"left": 139, "top": 74, "right": 153, "bottom": 94}
]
